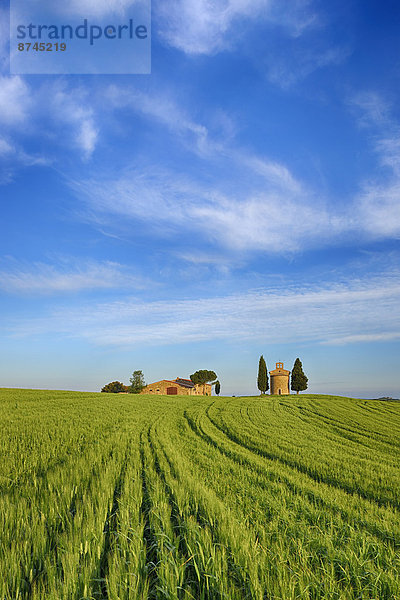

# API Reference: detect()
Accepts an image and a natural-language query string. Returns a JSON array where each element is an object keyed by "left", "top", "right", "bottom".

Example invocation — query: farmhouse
[
  {"left": 270, "top": 362, "right": 290, "bottom": 395},
  {"left": 141, "top": 378, "right": 212, "bottom": 396}
]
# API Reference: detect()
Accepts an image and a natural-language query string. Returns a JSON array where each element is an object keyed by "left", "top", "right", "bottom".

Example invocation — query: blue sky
[{"left": 0, "top": 0, "right": 399, "bottom": 397}]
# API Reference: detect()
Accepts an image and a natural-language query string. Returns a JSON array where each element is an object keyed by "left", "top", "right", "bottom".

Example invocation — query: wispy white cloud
[
  {"left": 349, "top": 91, "right": 400, "bottom": 239},
  {"left": 76, "top": 120, "right": 98, "bottom": 159},
  {"left": 105, "top": 85, "right": 220, "bottom": 157},
  {"left": 76, "top": 85, "right": 337, "bottom": 253},
  {"left": 266, "top": 44, "right": 351, "bottom": 89},
  {"left": 174, "top": 250, "right": 242, "bottom": 270},
  {"left": 0, "top": 137, "right": 14, "bottom": 156},
  {"left": 0, "top": 77, "right": 99, "bottom": 161},
  {"left": 0, "top": 133, "right": 51, "bottom": 183},
  {"left": 358, "top": 181, "right": 400, "bottom": 239},
  {"left": 71, "top": 154, "right": 393, "bottom": 255},
  {"left": 68, "top": 85, "right": 400, "bottom": 255},
  {"left": 50, "top": 84, "right": 99, "bottom": 159},
  {"left": 239, "top": 155, "right": 303, "bottom": 194},
  {"left": 156, "top": 0, "right": 317, "bottom": 55},
  {"left": 0, "top": 258, "right": 149, "bottom": 295},
  {"left": 322, "top": 332, "right": 400, "bottom": 346},
  {"left": 0, "top": 76, "right": 31, "bottom": 125},
  {"left": 0, "top": 134, "right": 51, "bottom": 165},
  {"left": 69, "top": 165, "right": 338, "bottom": 253},
  {"left": 191, "top": 192, "right": 336, "bottom": 253},
  {"left": 376, "top": 137, "right": 400, "bottom": 174},
  {"left": 349, "top": 91, "right": 392, "bottom": 128},
  {"left": 155, "top": 0, "right": 345, "bottom": 88},
  {"left": 7, "top": 272, "right": 400, "bottom": 347}
]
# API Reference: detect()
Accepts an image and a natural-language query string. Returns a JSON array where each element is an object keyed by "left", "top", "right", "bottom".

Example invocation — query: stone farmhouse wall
[{"left": 141, "top": 380, "right": 212, "bottom": 396}]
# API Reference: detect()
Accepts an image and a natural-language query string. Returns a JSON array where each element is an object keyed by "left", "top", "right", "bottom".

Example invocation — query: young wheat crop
[{"left": 0, "top": 389, "right": 399, "bottom": 599}]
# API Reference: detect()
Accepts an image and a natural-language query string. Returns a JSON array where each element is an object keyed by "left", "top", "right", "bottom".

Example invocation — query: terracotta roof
[
  {"left": 269, "top": 368, "right": 291, "bottom": 376},
  {"left": 174, "top": 378, "right": 195, "bottom": 388},
  {"left": 146, "top": 379, "right": 195, "bottom": 388},
  {"left": 145, "top": 380, "right": 178, "bottom": 386}
]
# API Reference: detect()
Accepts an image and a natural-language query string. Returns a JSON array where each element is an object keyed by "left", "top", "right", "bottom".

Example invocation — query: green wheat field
[{"left": 1, "top": 389, "right": 399, "bottom": 599}]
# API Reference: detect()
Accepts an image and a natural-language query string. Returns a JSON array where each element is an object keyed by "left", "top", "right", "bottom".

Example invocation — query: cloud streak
[
  {"left": 265, "top": 44, "right": 351, "bottom": 89},
  {"left": 0, "top": 76, "right": 31, "bottom": 125},
  {"left": 6, "top": 272, "right": 400, "bottom": 347},
  {"left": 69, "top": 166, "right": 336, "bottom": 253},
  {"left": 156, "top": 0, "right": 317, "bottom": 55},
  {"left": 69, "top": 154, "right": 398, "bottom": 256},
  {"left": 105, "top": 85, "right": 223, "bottom": 158},
  {"left": 350, "top": 91, "right": 400, "bottom": 240},
  {"left": 72, "top": 84, "right": 337, "bottom": 254},
  {"left": 48, "top": 83, "right": 99, "bottom": 159},
  {"left": 0, "top": 259, "right": 148, "bottom": 295},
  {"left": 68, "top": 85, "right": 400, "bottom": 256},
  {"left": 0, "top": 76, "right": 99, "bottom": 161}
]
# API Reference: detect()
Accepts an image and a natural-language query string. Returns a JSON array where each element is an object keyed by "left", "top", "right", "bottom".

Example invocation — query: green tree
[
  {"left": 190, "top": 370, "right": 217, "bottom": 395},
  {"left": 215, "top": 381, "right": 221, "bottom": 396},
  {"left": 101, "top": 381, "right": 127, "bottom": 393},
  {"left": 257, "top": 355, "right": 269, "bottom": 394},
  {"left": 290, "top": 358, "right": 308, "bottom": 394},
  {"left": 129, "top": 370, "right": 145, "bottom": 394}
]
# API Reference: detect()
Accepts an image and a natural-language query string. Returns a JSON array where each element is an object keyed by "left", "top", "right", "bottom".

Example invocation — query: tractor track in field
[
  {"left": 139, "top": 419, "right": 218, "bottom": 599},
  {"left": 295, "top": 405, "right": 400, "bottom": 449},
  {"left": 203, "top": 405, "right": 400, "bottom": 512},
  {"left": 146, "top": 425, "right": 210, "bottom": 598},
  {"left": 244, "top": 405, "right": 400, "bottom": 473},
  {"left": 148, "top": 421, "right": 251, "bottom": 599},
  {"left": 181, "top": 408, "right": 400, "bottom": 549},
  {"left": 147, "top": 422, "right": 262, "bottom": 600},
  {"left": 138, "top": 429, "right": 161, "bottom": 600},
  {"left": 93, "top": 445, "right": 130, "bottom": 600}
]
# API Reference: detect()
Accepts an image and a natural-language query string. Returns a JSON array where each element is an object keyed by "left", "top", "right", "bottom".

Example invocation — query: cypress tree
[
  {"left": 257, "top": 355, "right": 269, "bottom": 394},
  {"left": 215, "top": 381, "right": 221, "bottom": 396},
  {"left": 290, "top": 358, "right": 308, "bottom": 394}
]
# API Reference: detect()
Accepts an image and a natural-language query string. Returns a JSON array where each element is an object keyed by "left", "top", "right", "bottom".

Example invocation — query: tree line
[
  {"left": 101, "top": 361, "right": 307, "bottom": 396},
  {"left": 257, "top": 356, "right": 308, "bottom": 395},
  {"left": 101, "top": 370, "right": 145, "bottom": 394},
  {"left": 101, "top": 369, "right": 221, "bottom": 395}
]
